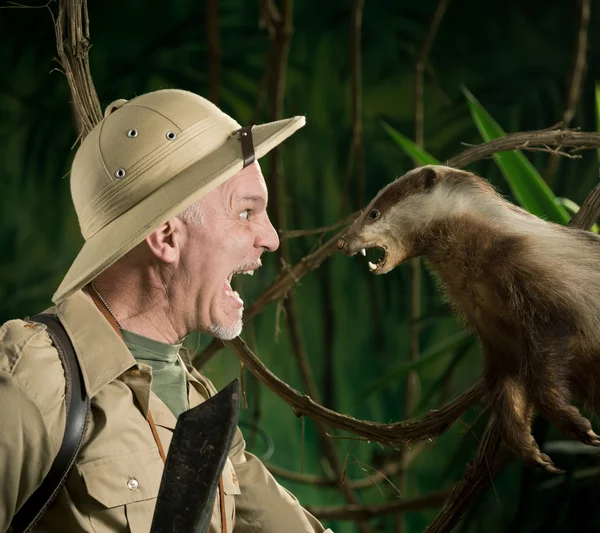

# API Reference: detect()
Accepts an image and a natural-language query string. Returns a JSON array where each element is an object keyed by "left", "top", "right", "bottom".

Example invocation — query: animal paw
[
  {"left": 533, "top": 452, "right": 565, "bottom": 475},
  {"left": 582, "top": 429, "right": 600, "bottom": 447}
]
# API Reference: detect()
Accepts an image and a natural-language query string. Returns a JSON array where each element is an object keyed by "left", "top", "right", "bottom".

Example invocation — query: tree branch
[
  {"left": 280, "top": 210, "right": 357, "bottom": 240},
  {"left": 285, "top": 293, "right": 375, "bottom": 533},
  {"left": 267, "top": 446, "right": 420, "bottom": 489},
  {"left": 543, "top": 0, "right": 591, "bottom": 181},
  {"left": 399, "top": 3, "right": 451, "bottom": 530},
  {"left": 260, "top": 3, "right": 373, "bottom": 530},
  {"left": 424, "top": 416, "right": 502, "bottom": 533},
  {"left": 414, "top": 0, "right": 450, "bottom": 149},
  {"left": 224, "top": 336, "right": 484, "bottom": 446},
  {"left": 306, "top": 490, "right": 449, "bottom": 521},
  {"left": 446, "top": 128, "right": 600, "bottom": 168},
  {"left": 205, "top": 0, "right": 221, "bottom": 105},
  {"left": 563, "top": 0, "right": 590, "bottom": 126},
  {"left": 342, "top": 0, "right": 365, "bottom": 210},
  {"left": 570, "top": 182, "right": 600, "bottom": 229},
  {"left": 54, "top": 0, "right": 103, "bottom": 137}
]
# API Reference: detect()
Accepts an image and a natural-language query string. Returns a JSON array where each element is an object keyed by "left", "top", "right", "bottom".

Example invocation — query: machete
[{"left": 150, "top": 378, "right": 240, "bottom": 533}]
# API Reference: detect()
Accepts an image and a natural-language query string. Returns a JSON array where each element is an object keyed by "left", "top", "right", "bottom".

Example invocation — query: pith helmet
[{"left": 53, "top": 89, "right": 305, "bottom": 304}]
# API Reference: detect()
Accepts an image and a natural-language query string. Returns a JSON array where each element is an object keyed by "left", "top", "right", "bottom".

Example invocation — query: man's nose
[{"left": 258, "top": 216, "right": 280, "bottom": 252}]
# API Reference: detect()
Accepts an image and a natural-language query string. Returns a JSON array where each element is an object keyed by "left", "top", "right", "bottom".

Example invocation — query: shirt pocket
[{"left": 79, "top": 448, "right": 163, "bottom": 533}]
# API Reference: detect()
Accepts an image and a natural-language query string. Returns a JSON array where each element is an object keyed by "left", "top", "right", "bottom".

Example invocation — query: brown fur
[{"left": 338, "top": 165, "right": 600, "bottom": 473}]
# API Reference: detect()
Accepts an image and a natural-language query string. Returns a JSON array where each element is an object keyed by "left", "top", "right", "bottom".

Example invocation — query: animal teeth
[
  {"left": 368, "top": 261, "right": 377, "bottom": 271},
  {"left": 360, "top": 248, "right": 366, "bottom": 257}
]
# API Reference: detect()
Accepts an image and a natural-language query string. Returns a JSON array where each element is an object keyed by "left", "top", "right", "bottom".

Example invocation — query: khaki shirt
[{"left": 0, "top": 290, "right": 330, "bottom": 533}]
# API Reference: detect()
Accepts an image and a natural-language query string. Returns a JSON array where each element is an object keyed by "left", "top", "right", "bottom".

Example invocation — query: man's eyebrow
[{"left": 237, "top": 195, "right": 266, "bottom": 205}]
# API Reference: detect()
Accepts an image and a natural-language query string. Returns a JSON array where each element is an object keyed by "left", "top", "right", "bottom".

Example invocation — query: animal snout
[{"left": 337, "top": 238, "right": 347, "bottom": 251}]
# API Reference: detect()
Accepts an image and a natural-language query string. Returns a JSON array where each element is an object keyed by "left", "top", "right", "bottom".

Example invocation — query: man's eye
[{"left": 240, "top": 209, "right": 250, "bottom": 220}]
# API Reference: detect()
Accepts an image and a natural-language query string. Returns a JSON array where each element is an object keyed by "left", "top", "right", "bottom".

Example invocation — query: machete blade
[{"left": 150, "top": 378, "right": 240, "bottom": 533}]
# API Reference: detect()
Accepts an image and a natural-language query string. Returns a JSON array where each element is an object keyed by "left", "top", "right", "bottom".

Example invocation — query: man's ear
[{"left": 145, "top": 217, "right": 184, "bottom": 264}]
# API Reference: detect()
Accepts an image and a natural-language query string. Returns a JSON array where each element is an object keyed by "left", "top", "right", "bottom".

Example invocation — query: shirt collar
[{"left": 53, "top": 289, "right": 137, "bottom": 398}]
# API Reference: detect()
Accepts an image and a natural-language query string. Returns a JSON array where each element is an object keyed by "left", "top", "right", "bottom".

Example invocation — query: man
[{"left": 0, "top": 89, "right": 332, "bottom": 532}]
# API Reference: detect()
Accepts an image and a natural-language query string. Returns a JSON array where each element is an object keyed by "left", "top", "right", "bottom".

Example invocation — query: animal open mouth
[{"left": 359, "top": 246, "right": 388, "bottom": 273}]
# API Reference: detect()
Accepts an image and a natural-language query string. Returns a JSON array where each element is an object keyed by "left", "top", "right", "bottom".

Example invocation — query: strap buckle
[{"left": 233, "top": 125, "right": 255, "bottom": 168}]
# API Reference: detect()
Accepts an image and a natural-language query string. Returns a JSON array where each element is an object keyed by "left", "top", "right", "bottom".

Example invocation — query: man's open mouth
[
  {"left": 358, "top": 246, "right": 388, "bottom": 273},
  {"left": 224, "top": 266, "right": 259, "bottom": 305}
]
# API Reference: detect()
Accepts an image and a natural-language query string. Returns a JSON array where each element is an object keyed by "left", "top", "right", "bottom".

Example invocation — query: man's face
[{"left": 180, "top": 162, "right": 279, "bottom": 339}]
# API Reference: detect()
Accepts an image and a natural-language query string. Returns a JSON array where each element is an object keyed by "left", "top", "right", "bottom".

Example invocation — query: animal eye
[
  {"left": 368, "top": 209, "right": 380, "bottom": 220},
  {"left": 240, "top": 209, "right": 251, "bottom": 220}
]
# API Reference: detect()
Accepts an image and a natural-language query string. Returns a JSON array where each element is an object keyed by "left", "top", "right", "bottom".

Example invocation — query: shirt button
[{"left": 127, "top": 478, "right": 139, "bottom": 490}]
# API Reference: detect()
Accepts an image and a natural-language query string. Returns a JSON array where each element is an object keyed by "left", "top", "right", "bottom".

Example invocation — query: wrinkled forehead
[{"left": 203, "top": 162, "right": 269, "bottom": 206}]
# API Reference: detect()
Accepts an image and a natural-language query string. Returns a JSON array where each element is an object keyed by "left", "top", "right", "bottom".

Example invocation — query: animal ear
[{"left": 420, "top": 167, "right": 438, "bottom": 190}]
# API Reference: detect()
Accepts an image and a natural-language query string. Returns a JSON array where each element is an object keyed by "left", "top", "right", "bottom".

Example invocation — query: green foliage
[
  {"left": 381, "top": 122, "right": 441, "bottom": 166},
  {"left": 463, "top": 87, "right": 571, "bottom": 224}
]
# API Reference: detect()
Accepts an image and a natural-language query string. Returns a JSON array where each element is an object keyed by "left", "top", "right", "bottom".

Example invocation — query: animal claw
[
  {"left": 584, "top": 430, "right": 600, "bottom": 447},
  {"left": 537, "top": 453, "right": 564, "bottom": 475}
]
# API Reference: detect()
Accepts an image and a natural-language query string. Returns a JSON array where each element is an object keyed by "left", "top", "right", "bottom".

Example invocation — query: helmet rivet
[
  {"left": 114, "top": 168, "right": 126, "bottom": 179},
  {"left": 127, "top": 129, "right": 138, "bottom": 138},
  {"left": 166, "top": 131, "right": 177, "bottom": 140}
]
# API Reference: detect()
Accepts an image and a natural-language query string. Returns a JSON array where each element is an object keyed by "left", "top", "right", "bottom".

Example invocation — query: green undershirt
[{"left": 121, "top": 329, "right": 189, "bottom": 418}]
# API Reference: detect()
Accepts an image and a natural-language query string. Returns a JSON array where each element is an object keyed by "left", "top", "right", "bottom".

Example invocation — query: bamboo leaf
[
  {"left": 463, "top": 87, "right": 570, "bottom": 225},
  {"left": 362, "top": 330, "right": 472, "bottom": 398},
  {"left": 381, "top": 121, "right": 441, "bottom": 166}
]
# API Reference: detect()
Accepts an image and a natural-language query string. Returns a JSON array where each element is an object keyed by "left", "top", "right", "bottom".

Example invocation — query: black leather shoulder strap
[{"left": 10, "top": 314, "right": 89, "bottom": 533}]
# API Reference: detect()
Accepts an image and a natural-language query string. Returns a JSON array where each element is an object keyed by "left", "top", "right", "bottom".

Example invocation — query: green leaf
[
  {"left": 362, "top": 330, "right": 472, "bottom": 398},
  {"left": 463, "top": 87, "right": 570, "bottom": 225},
  {"left": 556, "top": 197, "right": 600, "bottom": 233},
  {"left": 381, "top": 121, "right": 441, "bottom": 166}
]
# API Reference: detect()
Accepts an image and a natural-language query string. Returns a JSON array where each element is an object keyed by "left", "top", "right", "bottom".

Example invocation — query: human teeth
[
  {"left": 360, "top": 249, "right": 366, "bottom": 257},
  {"left": 368, "top": 261, "right": 377, "bottom": 271}
]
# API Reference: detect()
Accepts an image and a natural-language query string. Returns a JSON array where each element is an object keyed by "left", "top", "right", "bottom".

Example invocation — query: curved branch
[
  {"left": 225, "top": 336, "right": 484, "bottom": 447},
  {"left": 447, "top": 128, "right": 600, "bottom": 168}
]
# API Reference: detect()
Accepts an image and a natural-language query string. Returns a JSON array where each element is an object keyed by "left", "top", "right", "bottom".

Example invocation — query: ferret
[{"left": 337, "top": 164, "right": 600, "bottom": 474}]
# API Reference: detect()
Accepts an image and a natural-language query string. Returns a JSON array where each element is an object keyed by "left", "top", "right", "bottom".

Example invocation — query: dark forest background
[{"left": 2, "top": 0, "right": 600, "bottom": 532}]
